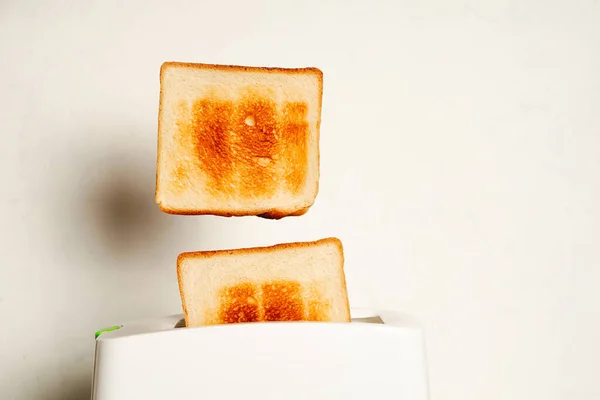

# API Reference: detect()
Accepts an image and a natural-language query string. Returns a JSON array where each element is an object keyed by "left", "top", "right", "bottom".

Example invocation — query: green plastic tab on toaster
[{"left": 95, "top": 325, "right": 121, "bottom": 339}]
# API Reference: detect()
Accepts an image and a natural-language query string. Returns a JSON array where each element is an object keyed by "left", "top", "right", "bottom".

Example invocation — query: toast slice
[
  {"left": 176, "top": 238, "right": 350, "bottom": 327},
  {"left": 156, "top": 61, "right": 323, "bottom": 219}
]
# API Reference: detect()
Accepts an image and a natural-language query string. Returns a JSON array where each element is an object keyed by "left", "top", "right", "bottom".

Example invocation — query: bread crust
[
  {"left": 176, "top": 237, "right": 349, "bottom": 326},
  {"left": 258, "top": 206, "right": 311, "bottom": 220},
  {"left": 157, "top": 203, "right": 312, "bottom": 220},
  {"left": 156, "top": 61, "right": 323, "bottom": 219},
  {"left": 177, "top": 237, "right": 340, "bottom": 261},
  {"left": 160, "top": 61, "right": 323, "bottom": 76}
]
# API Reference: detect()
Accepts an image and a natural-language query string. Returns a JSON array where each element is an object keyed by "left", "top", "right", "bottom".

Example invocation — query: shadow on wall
[
  {"left": 79, "top": 151, "right": 173, "bottom": 266},
  {"left": 52, "top": 138, "right": 201, "bottom": 270},
  {"left": 39, "top": 127, "right": 212, "bottom": 400}
]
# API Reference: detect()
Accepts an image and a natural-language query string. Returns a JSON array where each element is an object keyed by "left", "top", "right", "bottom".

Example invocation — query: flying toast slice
[
  {"left": 177, "top": 238, "right": 350, "bottom": 327},
  {"left": 156, "top": 61, "right": 323, "bottom": 219}
]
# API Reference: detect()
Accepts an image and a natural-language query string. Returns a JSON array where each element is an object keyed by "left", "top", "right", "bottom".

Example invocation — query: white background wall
[{"left": 1, "top": 0, "right": 599, "bottom": 399}]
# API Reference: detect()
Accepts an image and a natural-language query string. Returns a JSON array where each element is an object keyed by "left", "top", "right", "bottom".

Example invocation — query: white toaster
[{"left": 91, "top": 308, "right": 429, "bottom": 399}]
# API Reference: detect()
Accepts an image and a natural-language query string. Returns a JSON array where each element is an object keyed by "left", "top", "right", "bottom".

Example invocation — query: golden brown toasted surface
[
  {"left": 173, "top": 88, "right": 309, "bottom": 200},
  {"left": 262, "top": 280, "right": 304, "bottom": 321},
  {"left": 217, "top": 280, "right": 330, "bottom": 324},
  {"left": 176, "top": 238, "right": 346, "bottom": 326},
  {"left": 218, "top": 282, "right": 261, "bottom": 323},
  {"left": 156, "top": 61, "right": 322, "bottom": 218}
]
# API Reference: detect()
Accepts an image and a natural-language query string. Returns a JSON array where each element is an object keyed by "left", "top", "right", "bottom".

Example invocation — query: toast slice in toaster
[
  {"left": 156, "top": 61, "right": 323, "bottom": 219},
  {"left": 176, "top": 238, "right": 350, "bottom": 327}
]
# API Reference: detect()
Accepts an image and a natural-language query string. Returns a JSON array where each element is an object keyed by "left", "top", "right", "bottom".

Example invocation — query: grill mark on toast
[
  {"left": 218, "top": 283, "right": 260, "bottom": 323},
  {"left": 234, "top": 90, "right": 279, "bottom": 198},
  {"left": 176, "top": 89, "right": 309, "bottom": 200},
  {"left": 262, "top": 280, "right": 304, "bottom": 321},
  {"left": 215, "top": 280, "right": 328, "bottom": 324},
  {"left": 280, "top": 102, "right": 309, "bottom": 195},
  {"left": 190, "top": 99, "right": 235, "bottom": 195}
]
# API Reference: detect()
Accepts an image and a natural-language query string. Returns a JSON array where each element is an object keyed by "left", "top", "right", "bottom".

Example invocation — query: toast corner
[
  {"left": 310, "top": 66, "right": 324, "bottom": 84},
  {"left": 155, "top": 197, "right": 179, "bottom": 215},
  {"left": 318, "top": 236, "right": 344, "bottom": 253},
  {"left": 160, "top": 60, "right": 179, "bottom": 75},
  {"left": 175, "top": 252, "right": 191, "bottom": 327}
]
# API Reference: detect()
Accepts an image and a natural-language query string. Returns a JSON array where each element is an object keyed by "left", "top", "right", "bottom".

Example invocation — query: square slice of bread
[
  {"left": 156, "top": 61, "right": 323, "bottom": 219},
  {"left": 177, "top": 237, "right": 350, "bottom": 327}
]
